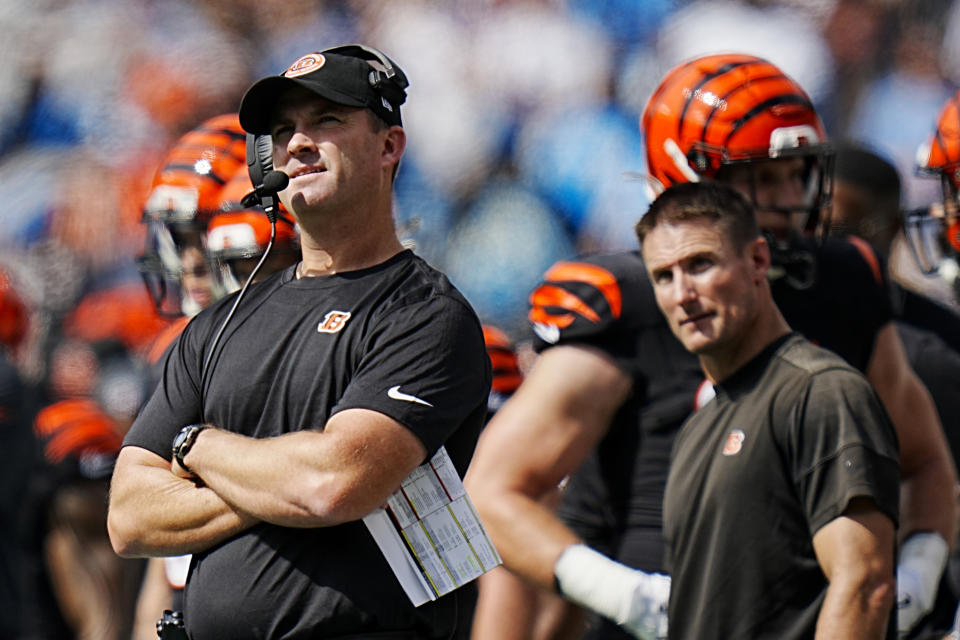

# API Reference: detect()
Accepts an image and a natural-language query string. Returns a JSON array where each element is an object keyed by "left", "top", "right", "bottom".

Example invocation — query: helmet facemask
[
  {"left": 909, "top": 90, "right": 960, "bottom": 284},
  {"left": 138, "top": 220, "right": 225, "bottom": 318},
  {"left": 712, "top": 147, "right": 833, "bottom": 291},
  {"left": 904, "top": 171, "right": 960, "bottom": 275},
  {"left": 712, "top": 145, "right": 834, "bottom": 239}
]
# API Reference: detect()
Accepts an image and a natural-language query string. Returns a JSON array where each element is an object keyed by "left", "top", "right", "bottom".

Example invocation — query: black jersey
[
  {"left": 891, "top": 280, "right": 960, "bottom": 354},
  {"left": 664, "top": 334, "right": 899, "bottom": 640},
  {"left": 124, "top": 250, "right": 490, "bottom": 639},
  {"left": 898, "top": 322, "right": 960, "bottom": 487},
  {"left": 0, "top": 353, "right": 31, "bottom": 638},
  {"left": 770, "top": 235, "right": 892, "bottom": 372},
  {"left": 528, "top": 251, "right": 704, "bottom": 573}
]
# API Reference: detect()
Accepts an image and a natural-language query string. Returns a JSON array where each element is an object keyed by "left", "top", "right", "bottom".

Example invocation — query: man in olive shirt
[{"left": 638, "top": 181, "right": 900, "bottom": 639}]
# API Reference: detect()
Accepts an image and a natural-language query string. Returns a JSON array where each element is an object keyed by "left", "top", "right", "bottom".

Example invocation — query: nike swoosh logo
[{"left": 387, "top": 385, "right": 433, "bottom": 407}]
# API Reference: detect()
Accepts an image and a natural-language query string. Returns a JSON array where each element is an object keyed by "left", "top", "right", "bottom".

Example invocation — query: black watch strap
[{"left": 172, "top": 424, "right": 207, "bottom": 473}]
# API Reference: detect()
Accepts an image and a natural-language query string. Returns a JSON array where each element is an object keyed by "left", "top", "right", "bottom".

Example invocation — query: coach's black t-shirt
[
  {"left": 664, "top": 334, "right": 900, "bottom": 640},
  {"left": 124, "top": 250, "right": 490, "bottom": 639},
  {"left": 528, "top": 251, "right": 704, "bottom": 573}
]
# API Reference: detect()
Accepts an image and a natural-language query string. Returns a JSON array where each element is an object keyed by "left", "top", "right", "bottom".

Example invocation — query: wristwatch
[{"left": 172, "top": 424, "right": 207, "bottom": 473}]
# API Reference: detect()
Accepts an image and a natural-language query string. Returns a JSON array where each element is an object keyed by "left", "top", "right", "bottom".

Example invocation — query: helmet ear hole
[{"left": 688, "top": 149, "right": 708, "bottom": 173}]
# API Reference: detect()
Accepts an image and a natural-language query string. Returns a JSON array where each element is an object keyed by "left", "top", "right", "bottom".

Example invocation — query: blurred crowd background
[
  {"left": 1, "top": 0, "right": 960, "bottom": 637},
  {"left": 3, "top": 0, "right": 959, "bottom": 372}
]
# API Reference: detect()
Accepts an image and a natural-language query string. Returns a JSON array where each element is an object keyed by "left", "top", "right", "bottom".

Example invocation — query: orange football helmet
[
  {"left": 138, "top": 114, "right": 247, "bottom": 316},
  {"left": 142, "top": 113, "right": 247, "bottom": 228},
  {"left": 909, "top": 90, "right": 960, "bottom": 273},
  {"left": 205, "top": 167, "right": 300, "bottom": 292},
  {"left": 642, "top": 53, "right": 832, "bottom": 230}
]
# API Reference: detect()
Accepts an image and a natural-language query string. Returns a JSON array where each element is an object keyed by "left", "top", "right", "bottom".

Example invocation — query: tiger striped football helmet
[
  {"left": 642, "top": 53, "right": 833, "bottom": 232},
  {"left": 910, "top": 90, "right": 960, "bottom": 273},
  {"left": 138, "top": 113, "right": 247, "bottom": 316}
]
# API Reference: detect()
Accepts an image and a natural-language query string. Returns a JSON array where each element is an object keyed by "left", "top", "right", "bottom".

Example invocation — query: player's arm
[
  {"left": 107, "top": 445, "right": 258, "bottom": 557},
  {"left": 465, "top": 344, "right": 631, "bottom": 587},
  {"left": 866, "top": 322, "right": 958, "bottom": 636},
  {"left": 173, "top": 408, "right": 427, "bottom": 528},
  {"left": 465, "top": 344, "right": 669, "bottom": 640},
  {"left": 812, "top": 497, "right": 896, "bottom": 639},
  {"left": 867, "top": 322, "right": 959, "bottom": 544}
]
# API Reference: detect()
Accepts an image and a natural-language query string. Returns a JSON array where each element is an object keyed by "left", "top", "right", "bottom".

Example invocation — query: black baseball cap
[{"left": 238, "top": 49, "right": 407, "bottom": 134}]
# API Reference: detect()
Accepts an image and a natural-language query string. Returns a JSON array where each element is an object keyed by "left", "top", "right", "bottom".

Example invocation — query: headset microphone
[
  {"left": 241, "top": 170, "right": 289, "bottom": 222},
  {"left": 259, "top": 170, "right": 289, "bottom": 222},
  {"left": 262, "top": 170, "right": 289, "bottom": 193}
]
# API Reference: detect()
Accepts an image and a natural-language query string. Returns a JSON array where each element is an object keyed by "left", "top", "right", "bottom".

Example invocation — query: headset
[
  {"left": 244, "top": 44, "right": 409, "bottom": 212},
  {"left": 204, "top": 46, "right": 408, "bottom": 399}
]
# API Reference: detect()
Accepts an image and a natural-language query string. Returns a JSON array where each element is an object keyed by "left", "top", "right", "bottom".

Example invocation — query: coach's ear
[
  {"left": 381, "top": 126, "right": 405, "bottom": 175},
  {"left": 750, "top": 235, "right": 771, "bottom": 285}
]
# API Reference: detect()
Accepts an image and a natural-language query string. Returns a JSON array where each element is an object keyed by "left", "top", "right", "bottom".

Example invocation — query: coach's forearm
[
  {"left": 816, "top": 571, "right": 894, "bottom": 639},
  {"left": 108, "top": 446, "right": 257, "bottom": 557},
  {"left": 178, "top": 411, "right": 427, "bottom": 528}
]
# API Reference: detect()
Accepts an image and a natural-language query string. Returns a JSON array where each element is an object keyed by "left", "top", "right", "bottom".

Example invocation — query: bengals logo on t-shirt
[
  {"left": 318, "top": 311, "right": 351, "bottom": 333},
  {"left": 722, "top": 429, "right": 745, "bottom": 456}
]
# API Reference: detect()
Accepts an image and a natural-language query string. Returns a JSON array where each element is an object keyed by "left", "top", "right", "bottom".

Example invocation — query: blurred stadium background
[{"left": 0, "top": 0, "right": 956, "bottom": 377}]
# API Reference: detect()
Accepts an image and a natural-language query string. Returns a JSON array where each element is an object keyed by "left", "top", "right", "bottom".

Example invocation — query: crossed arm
[{"left": 107, "top": 408, "right": 427, "bottom": 558}]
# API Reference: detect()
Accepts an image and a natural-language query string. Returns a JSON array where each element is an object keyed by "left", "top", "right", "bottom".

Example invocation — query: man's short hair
[{"left": 636, "top": 181, "right": 760, "bottom": 252}]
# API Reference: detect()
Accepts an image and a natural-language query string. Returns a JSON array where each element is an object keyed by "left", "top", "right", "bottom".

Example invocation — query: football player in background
[{"left": 468, "top": 53, "right": 956, "bottom": 640}]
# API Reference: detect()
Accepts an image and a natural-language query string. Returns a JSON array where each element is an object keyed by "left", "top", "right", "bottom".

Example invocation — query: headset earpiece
[
  {"left": 321, "top": 44, "right": 408, "bottom": 111},
  {"left": 244, "top": 132, "right": 279, "bottom": 214},
  {"left": 246, "top": 132, "right": 273, "bottom": 188}
]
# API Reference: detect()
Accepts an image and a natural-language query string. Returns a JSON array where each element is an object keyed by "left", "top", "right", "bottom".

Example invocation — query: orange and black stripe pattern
[
  {"left": 643, "top": 53, "right": 825, "bottom": 190},
  {"left": 529, "top": 261, "right": 622, "bottom": 331},
  {"left": 918, "top": 90, "right": 960, "bottom": 187},
  {"left": 482, "top": 325, "right": 522, "bottom": 395},
  {"left": 146, "top": 315, "right": 190, "bottom": 365},
  {"left": 34, "top": 398, "right": 122, "bottom": 464},
  {"left": 145, "top": 113, "right": 248, "bottom": 221}
]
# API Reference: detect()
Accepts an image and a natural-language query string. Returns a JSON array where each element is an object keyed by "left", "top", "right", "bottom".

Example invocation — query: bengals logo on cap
[{"left": 285, "top": 53, "right": 325, "bottom": 78}]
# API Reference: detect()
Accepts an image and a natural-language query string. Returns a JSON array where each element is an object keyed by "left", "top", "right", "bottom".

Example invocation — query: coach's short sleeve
[
  {"left": 333, "top": 293, "right": 490, "bottom": 456},
  {"left": 791, "top": 369, "right": 900, "bottom": 534}
]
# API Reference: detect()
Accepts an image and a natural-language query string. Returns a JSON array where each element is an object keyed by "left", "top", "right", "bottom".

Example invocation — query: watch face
[
  {"left": 173, "top": 429, "right": 190, "bottom": 452},
  {"left": 173, "top": 425, "right": 200, "bottom": 460}
]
